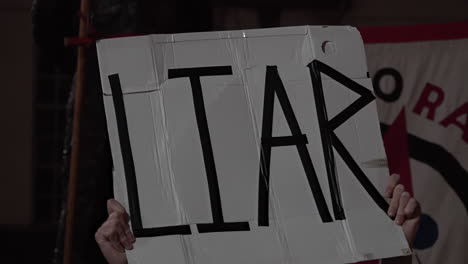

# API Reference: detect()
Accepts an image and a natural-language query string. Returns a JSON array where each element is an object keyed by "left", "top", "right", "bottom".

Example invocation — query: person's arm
[
  {"left": 95, "top": 199, "right": 135, "bottom": 264},
  {"left": 381, "top": 174, "right": 421, "bottom": 264}
]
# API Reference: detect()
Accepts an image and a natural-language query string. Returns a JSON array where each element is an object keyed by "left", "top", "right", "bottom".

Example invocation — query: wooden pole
[{"left": 63, "top": 0, "right": 91, "bottom": 263}]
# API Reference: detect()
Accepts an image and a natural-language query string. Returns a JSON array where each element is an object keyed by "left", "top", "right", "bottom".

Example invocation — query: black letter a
[{"left": 258, "top": 66, "right": 333, "bottom": 226}]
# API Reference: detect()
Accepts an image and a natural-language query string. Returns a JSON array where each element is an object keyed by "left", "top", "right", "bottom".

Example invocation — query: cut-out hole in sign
[{"left": 321, "top": 41, "right": 337, "bottom": 55}]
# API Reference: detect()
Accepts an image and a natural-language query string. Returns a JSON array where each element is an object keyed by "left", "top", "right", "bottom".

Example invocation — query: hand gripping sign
[{"left": 97, "top": 26, "right": 410, "bottom": 264}]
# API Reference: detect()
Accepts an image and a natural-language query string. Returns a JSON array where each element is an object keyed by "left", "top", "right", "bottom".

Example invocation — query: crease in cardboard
[
  {"left": 341, "top": 218, "right": 360, "bottom": 261},
  {"left": 346, "top": 82, "right": 365, "bottom": 261},
  {"left": 181, "top": 236, "right": 195, "bottom": 264},
  {"left": 157, "top": 36, "right": 197, "bottom": 264},
  {"left": 305, "top": 27, "right": 317, "bottom": 62},
  {"left": 150, "top": 36, "right": 170, "bottom": 88},
  {"left": 229, "top": 33, "right": 293, "bottom": 263},
  {"left": 306, "top": 27, "right": 362, "bottom": 261},
  {"left": 227, "top": 38, "right": 295, "bottom": 263},
  {"left": 332, "top": 83, "right": 361, "bottom": 261},
  {"left": 157, "top": 83, "right": 184, "bottom": 219},
  {"left": 149, "top": 33, "right": 187, "bottom": 226},
  {"left": 147, "top": 94, "right": 163, "bottom": 196},
  {"left": 247, "top": 74, "right": 293, "bottom": 264},
  {"left": 241, "top": 32, "right": 253, "bottom": 70},
  {"left": 170, "top": 34, "right": 177, "bottom": 68},
  {"left": 157, "top": 86, "right": 195, "bottom": 264},
  {"left": 149, "top": 93, "right": 172, "bottom": 211},
  {"left": 149, "top": 35, "right": 162, "bottom": 90},
  {"left": 99, "top": 26, "right": 369, "bottom": 96},
  {"left": 148, "top": 27, "right": 307, "bottom": 43}
]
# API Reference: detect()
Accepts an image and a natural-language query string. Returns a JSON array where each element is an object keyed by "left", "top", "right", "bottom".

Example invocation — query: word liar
[{"left": 109, "top": 60, "right": 389, "bottom": 238}]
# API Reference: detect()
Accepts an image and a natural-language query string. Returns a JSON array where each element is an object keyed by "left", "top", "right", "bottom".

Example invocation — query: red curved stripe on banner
[
  {"left": 383, "top": 108, "right": 413, "bottom": 196},
  {"left": 359, "top": 21, "right": 468, "bottom": 43}
]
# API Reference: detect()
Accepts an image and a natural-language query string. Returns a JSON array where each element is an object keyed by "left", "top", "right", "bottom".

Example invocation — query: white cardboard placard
[{"left": 97, "top": 25, "right": 409, "bottom": 264}]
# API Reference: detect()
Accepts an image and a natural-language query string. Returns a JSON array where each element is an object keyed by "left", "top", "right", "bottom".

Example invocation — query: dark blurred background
[{"left": 1, "top": 0, "right": 467, "bottom": 263}]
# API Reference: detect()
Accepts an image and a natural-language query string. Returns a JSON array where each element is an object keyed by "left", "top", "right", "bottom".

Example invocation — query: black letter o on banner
[{"left": 372, "top": 68, "right": 403, "bottom": 102}]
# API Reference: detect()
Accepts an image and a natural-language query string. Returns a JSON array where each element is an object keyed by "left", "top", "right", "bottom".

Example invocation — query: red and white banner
[{"left": 360, "top": 22, "right": 468, "bottom": 264}]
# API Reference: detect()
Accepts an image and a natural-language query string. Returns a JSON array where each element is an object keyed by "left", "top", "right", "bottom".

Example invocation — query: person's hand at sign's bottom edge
[
  {"left": 381, "top": 173, "right": 422, "bottom": 264},
  {"left": 95, "top": 199, "right": 135, "bottom": 264},
  {"left": 95, "top": 173, "right": 420, "bottom": 264}
]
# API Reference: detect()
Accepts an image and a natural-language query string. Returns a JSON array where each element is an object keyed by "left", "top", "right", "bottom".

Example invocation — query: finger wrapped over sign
[{"left": 97, "top": 26, "right": 410, "bottom": 264}]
